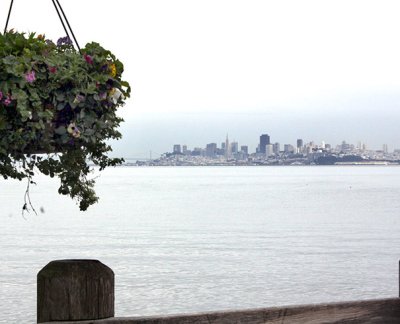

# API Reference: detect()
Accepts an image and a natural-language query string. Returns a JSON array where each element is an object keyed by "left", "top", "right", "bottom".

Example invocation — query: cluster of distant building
[
  {"left": 171, "top": 134, "right": 393, "bottom": 158},
  {"left": 134, "top": 133, "right": 400, "bottom": 166}
]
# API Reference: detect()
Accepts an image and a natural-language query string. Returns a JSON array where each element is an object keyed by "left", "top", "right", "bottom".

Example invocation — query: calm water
[{"left": 1, "top": 166, "right": 400, "bottom": 323}]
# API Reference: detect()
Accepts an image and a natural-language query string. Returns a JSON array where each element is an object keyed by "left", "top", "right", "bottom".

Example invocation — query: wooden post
[{"left": 37, "top": 259, "right": 114, "bottom": 323}]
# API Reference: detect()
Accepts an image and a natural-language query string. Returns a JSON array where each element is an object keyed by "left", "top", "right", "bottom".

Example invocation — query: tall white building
[
  {"left": 225, "top": 134, "right": 231, "bottom": 160},
  {"left": 266, "top": 144, "right": 274, "bottom": 157}
]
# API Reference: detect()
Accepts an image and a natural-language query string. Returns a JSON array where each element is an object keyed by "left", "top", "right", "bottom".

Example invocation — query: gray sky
[{"left": 3, "top": 0, "right": 400, "bottom": 156}]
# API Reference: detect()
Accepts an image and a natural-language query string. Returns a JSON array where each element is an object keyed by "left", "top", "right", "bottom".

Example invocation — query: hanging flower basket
[{"left": 0, "top": 30, "right": 131, "bottom": 210}]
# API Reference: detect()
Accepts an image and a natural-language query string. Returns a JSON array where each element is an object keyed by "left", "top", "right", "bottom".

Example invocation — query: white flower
[{"left": 109, "top": 88, "right": 125, "bottom": 104}]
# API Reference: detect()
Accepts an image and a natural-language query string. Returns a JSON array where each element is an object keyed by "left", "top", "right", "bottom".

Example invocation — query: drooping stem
[{"left": 22, "top": 175, "right": 37, "bottom": 217}]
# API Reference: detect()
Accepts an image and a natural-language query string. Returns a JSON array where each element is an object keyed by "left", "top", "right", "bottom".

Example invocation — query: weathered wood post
[{"left": 37, "top": 259, "right": 114, "bottom": 323}]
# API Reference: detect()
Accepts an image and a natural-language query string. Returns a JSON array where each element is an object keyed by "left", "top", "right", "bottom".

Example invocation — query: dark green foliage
[{"left": 0, "top": 31, "right": 130, "bottom": 210}]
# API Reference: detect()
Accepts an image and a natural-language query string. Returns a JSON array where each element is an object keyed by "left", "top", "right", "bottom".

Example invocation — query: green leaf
[{"left": 54, "top": 126, "right": 66, "bottom": 135}]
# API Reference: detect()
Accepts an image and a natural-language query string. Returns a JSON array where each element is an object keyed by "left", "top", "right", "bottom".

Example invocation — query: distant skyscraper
[
  {"left": 231, "top": 141, "right": 238, "bottom": 155},
  {"left": 341, "top": 141, "right": 350, "bottom": 152},
  {"left": 284, "top": 144, "right": 295, "bottom": 153},
  {"left": 240, "top": 145, "right": 248, "bottom": 155},
  {"left": 273, "top": 142, "right": 280, "bottom": 154},
  {"left": 173, "top": 144, "right": 181, "bottom": 154},
  {"left": 259, "top": 134, "right": 270, "bottom": 154},
  {"left": 182, "top": 145, "right": 188, "bottom": 154},
  {"left": 296, "top": 139, "right": 303, "bottom": 153},
  {"left": 220, "top": 142, "right": 226, "bottom": 156},
  {"left": 383, "top": 144, "right": 388, "bottom": 153},
  {"left": 192, "top": 147, "right": 203, "bottom": 156},
  {"left": 266, "top": 144, "right": 274, "bottom": 157},
  {"left": 206, "top": 143, "right": 217, "bottom": 157},
  {"left": 225, "top": 134, "right": 231, "bottom": 159}
]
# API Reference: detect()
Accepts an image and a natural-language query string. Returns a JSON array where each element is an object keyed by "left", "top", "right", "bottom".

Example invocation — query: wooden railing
[{"left": 38, "top": 259, "right": 400, "bottom": 324}]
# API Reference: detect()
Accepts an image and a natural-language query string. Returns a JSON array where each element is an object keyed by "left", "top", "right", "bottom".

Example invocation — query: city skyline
[
  {"left": 115, "top": 125, "right": 398, "bottom": 159},
  {"left": 130, "top": 131, "right": 399, "bottom": 166},
  {"left": 168, "top": 134, "right": 392, "bottom": 157}
]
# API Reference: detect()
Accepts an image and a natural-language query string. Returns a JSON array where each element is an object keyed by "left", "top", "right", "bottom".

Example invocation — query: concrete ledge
[{"left": 42, "top": 297, "right": 400, "bottom": 324}]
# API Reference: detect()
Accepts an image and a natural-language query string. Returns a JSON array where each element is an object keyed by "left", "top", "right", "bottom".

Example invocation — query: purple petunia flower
[
  {"left": 25, "top": 71, "right": 36, "bottom": 83},
  {"left": 0, "top": 91, "right": 3, "bottom": 101},
  {"left": 57, "top": 36, "right": 73, "bottom": 47}
]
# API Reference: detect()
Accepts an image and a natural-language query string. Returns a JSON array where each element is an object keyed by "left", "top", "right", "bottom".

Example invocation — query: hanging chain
[
  {"left": 3, "top": 0, "right": 14, "bottom": 34},
  {"left": 3, "top": 0, "right": 81, "bottom": 54},
  {"left": 51, "top": 0, "right": 81, "bottom": 53}
]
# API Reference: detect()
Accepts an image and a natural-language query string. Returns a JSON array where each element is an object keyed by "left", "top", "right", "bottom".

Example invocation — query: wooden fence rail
[{"left": 38, "top": 259, "right": 400, "bottom": 324}]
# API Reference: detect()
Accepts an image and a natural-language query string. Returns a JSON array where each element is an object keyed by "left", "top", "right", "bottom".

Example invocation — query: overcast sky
[{"left": 3, "top": 0, "right": 400, "bottom": 157}]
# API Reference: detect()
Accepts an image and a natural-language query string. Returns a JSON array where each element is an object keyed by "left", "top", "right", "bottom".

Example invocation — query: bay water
[{"left": 1, "top": 166, "right": 400, "bottom": 323}]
